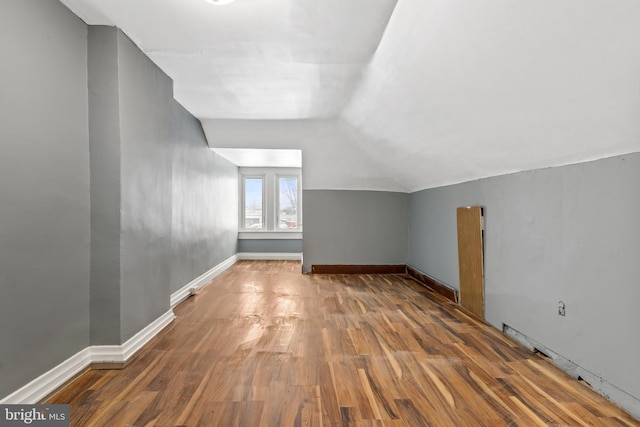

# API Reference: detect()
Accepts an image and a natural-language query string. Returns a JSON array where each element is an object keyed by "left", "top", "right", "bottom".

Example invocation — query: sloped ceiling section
[
  {"left": 62, "top": 0, "right": 640, "bottom": 192},
  {"left": 61, "top": 0, "right": 398, "bottom": 120},
  {"left": 342, "top": 0, "right": 640, "bottom": 191},
  {"left": 204, "top": 119, "right": 408, "bottom": 191}
]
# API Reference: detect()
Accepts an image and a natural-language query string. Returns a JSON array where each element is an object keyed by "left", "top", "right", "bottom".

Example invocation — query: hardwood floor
[{"left": 48, "top": 260, "right": 639, "bottom": 426}]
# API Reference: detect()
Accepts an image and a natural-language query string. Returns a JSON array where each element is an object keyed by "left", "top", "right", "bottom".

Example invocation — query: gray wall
[
  {"left": 117, "top": 31, "right": 174, "bottom": 342},
  {"left": 89, "top": 28, "right": 240, "bottom": 343},
  {"left": 302, "top": 190, "right": 408, "bottom": 272},
  {"left": 0, "top": 0, "right": 90, "bottom": 398},
  {"left": 87, "top": 27, "right": 174, "bottom": 344},
  {"left": 408, "top": 153, "right": 640, "bottom": 402},
  {"left": 88, "top": 26, "right": 122, "bottom": 345},
  {"left": 170, "top": 101, "right": 238, "bottom": 294},
  {"left": 238, "top": 239, "right": 302, "bottom": 254},
  {"left": 0, "top": 6, "right": 239, "bottom": 400}
]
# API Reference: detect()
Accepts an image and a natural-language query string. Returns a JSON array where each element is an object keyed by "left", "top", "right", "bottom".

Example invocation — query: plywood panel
[{"left": 457, "top": 206, "right": 484, "bottom": 318}]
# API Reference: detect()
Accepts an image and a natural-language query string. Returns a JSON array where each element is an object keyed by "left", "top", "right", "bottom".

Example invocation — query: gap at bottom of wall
[{"left": 503, "top": 324, "right": 640, "bottom": 420}]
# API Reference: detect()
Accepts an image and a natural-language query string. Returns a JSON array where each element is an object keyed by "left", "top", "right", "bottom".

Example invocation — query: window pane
[
  {"left": 244, "top": 177, "right": 263, "bottom": 229},
  {"left": 278, "top": 177, "right": 298, "bottom": 229}
]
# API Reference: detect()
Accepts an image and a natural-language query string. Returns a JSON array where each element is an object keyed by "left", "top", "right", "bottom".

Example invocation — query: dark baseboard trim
[
  {"left": 405, "top": 265, "right": 458, "bottom": 303},
  {"left": 309, "top": 263, "right": 458, "bottom": 303},
  {"left": 311, "top": 264, "right": 406, "bottom": 274}
]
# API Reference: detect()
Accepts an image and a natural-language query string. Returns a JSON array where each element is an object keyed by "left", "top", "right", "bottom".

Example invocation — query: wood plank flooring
[{"left": 48, "top": 260, "right": 639, "bottom": 426}]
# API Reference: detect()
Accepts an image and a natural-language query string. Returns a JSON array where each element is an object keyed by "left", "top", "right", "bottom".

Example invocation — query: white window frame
[
  {"left": 240, "top": 174, "right": 266, "bottom": 231},
  {"left": 276, "top": 174, "right": 302, "bottom": 231},
  {"left": 238, "top": 167, "right": 302, "bottom": 240}
]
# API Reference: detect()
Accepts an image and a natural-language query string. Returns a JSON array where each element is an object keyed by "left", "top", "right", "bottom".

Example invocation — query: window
[
  {"left": 239, "top": 168, "right": 302, "bottom": 234},
  {"left": 277, "top": 176, "right": 298, "bottom": 229},
  {"left": 243, "top": 176, "right": 264, "bottom": 229}
]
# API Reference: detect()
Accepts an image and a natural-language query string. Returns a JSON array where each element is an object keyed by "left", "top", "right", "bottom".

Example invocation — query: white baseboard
[
  {"left": 0, "top": 309, "right": 175, "bottom": 405},
  {"left": 0, "top": 348, "right": 93, "bottom": 405},
  {"left": 170, "top": 254, "right": 238, "bottom": 308},
  {"left": 237, "top": 252, "right": 302, "bottom": 261},
  {"left": 91, "top": 309, "right": 176, "bottom": 364},
  {"left": 1, "top": 253, "right": 302, "bottom": 405}
]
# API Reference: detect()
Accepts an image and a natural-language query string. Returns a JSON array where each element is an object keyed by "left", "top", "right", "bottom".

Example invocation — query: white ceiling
[
  {"left": 61, "top": 0, "right": 397, "bottom": 119},
  {"left": 62, "top": 0, "right": 640, "bottom": 192}
]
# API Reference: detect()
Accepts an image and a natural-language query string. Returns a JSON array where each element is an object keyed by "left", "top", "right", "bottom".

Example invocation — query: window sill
[{"left": 238, "top": 231, "right": 303, "bottom": 240}]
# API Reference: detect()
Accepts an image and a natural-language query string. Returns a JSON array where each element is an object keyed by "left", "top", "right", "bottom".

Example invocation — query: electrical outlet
[{"left": 558, "top": 301, "right": 566, "bottom": 317}]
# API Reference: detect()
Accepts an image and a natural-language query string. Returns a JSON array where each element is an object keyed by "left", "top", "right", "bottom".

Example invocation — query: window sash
[
  {"left": 239, "top": 168, "right": 302, "bottom": 233},
  {"left": 242, "top": 175, "right": 265, "bottom": 230},
  {"left": 277, "top": 175, "right": 300, "bottom": 230}
]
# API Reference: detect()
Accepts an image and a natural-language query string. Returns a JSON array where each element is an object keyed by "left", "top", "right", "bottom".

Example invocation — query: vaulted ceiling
[{"left": 62, "top": 0, "right": 640, "bottom": 192}]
